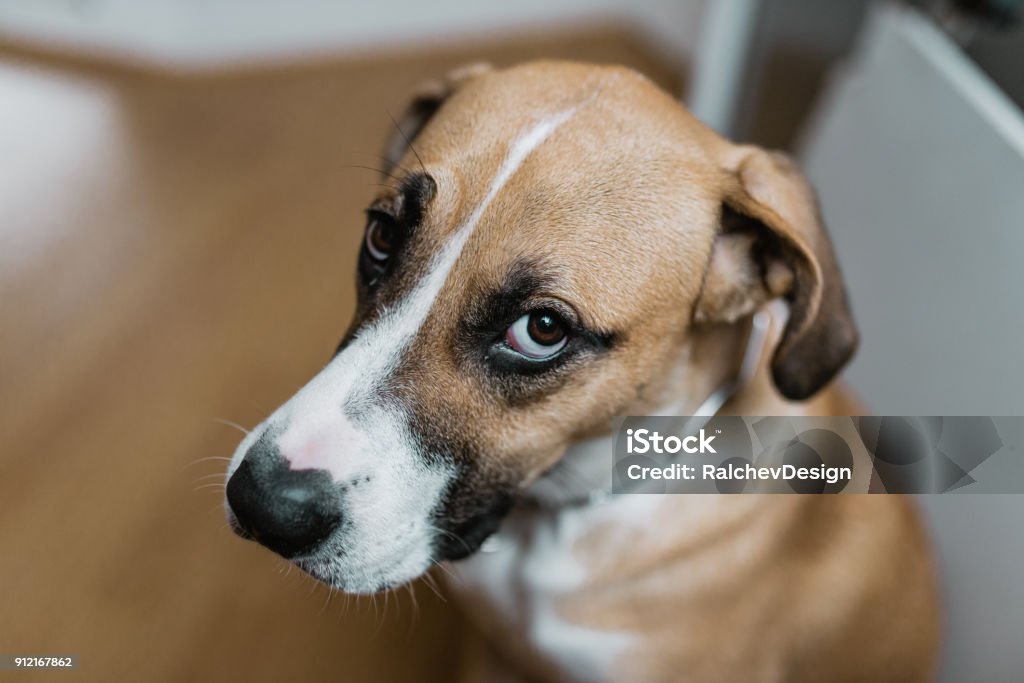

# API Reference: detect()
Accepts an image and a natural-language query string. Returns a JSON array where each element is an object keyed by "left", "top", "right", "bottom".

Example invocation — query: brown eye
[
  {"left": 365, "top": 217, "right": 396, "bottom": 262},
  {"left": 527, "top": 313, "right": 565, "bottom": 345},
  {"left": 505, "top": 311, "right": 568, "bottom": 359}
]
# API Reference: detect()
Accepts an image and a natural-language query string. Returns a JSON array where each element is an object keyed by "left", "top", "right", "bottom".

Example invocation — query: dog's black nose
[{"left": 226, "top": 442, "right": 342, "bottom": 559}]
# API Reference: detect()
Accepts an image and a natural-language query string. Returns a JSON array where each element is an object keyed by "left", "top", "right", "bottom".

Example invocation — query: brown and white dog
[{"left": 224, "top": 61, "right": 940, "bottom": 682}]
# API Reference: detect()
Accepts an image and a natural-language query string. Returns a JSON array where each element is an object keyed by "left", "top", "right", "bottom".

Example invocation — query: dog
[{"left": 224, "top": 61, "right": 939, "bottom": 682}]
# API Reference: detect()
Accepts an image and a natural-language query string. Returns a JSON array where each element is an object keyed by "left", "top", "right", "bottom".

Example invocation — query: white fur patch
[{"left": 451, "top": 460, "right": 648, "bottom": 682}]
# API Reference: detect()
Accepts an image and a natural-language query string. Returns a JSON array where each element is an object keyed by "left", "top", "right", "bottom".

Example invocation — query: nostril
[{"left": 226, "top": 457, "right": 343, "bottom": 559}]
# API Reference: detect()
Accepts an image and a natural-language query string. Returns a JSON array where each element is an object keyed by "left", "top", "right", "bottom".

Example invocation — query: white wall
[
  {"left": 799, "top": 7, "right": 1024, "bottom": 681},
  {"left": 0, "top": 0, "right": 707, "bottom": 71}
]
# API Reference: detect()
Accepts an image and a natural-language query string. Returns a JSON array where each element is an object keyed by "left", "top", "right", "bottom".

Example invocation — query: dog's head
[{"left": 224, "top": 61, "right": 857, "bottom": 592}]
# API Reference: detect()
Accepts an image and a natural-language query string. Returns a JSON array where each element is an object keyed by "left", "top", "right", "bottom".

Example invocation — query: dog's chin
[
  {"left": 288, "top": 514, "right": 514, "bottom": 593},
  {"left": 294, "top": 554, "right": 432, "bottom": 595}
]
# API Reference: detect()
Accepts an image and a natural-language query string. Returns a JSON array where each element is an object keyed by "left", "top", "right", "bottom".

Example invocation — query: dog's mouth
[{"left": 430, "top": 492, "right": 516, "bottom": 561}]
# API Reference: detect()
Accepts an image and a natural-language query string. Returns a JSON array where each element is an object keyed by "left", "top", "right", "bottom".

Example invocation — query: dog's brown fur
[{"left": 372, "top": 61, "right": 940, "bottom": 682}]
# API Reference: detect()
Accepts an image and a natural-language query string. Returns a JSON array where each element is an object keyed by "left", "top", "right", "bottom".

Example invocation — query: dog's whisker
[
  {"left": 427, "top": 572, "right": 448, "bottom": 603},
  {"left": 191, "top": 472, "right": 228, "bottom": 485},
  {"left": 405, "top": 582, "right": 419, "bottom": 625},
  {"left": 383, "top": 589, "right": 393, "bottom": 628},
  {"left": 419, "top": 569, "right": 447, "bottom": 602},
  {"left": 430, "top": 560, "right": 458, "bottom": 584},
  {"left": 333, "top": 590, "right": 351, "bottom": 621},
  {"left": 212, "top": 417, "right": 250, "bottom": 435},
  {"left": 419, "top": 577, "right": 438, "bottom": 602},
  {"left": 426, "top": 523, "right": 473, "bottom": 557},
  {"left": 344, "top": 149, "right": 416, "bottom": 177},
  {"left": 182, "top": 455, "right": 233, "bottom": 471},
  {"left": 320, "top": 585, "right": 334, "bottom": 615},
  {"left": 377, "top": 589, "right": 390, "bottom": 632},
  {"left": 385, "top": 107, "right": 427, "bottom": 174},
  {"left": 339, "top": 163, "right": 403, "bottom": 183}
]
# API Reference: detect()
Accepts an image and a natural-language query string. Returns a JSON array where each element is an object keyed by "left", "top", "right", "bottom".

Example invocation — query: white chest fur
[{"left": 449, "top": 500, "right": 638, "bottom": 683}]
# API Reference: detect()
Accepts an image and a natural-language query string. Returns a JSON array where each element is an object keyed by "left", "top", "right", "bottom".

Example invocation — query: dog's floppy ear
[
  {"left": 694, "top": 146, "right": 858, "bottom": 401},
  {"left": 384, "top": 62, "right": 492, "bottom": 173}
]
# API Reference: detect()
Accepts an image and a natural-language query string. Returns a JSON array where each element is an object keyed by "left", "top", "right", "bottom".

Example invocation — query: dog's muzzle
[{"left": 225, "top": 439, "right": 342, "bottom": 559}]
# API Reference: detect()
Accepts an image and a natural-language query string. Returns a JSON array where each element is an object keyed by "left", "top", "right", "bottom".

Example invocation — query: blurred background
[{"left": 1, "top": 1, "right": 1021, "bottom": 681}]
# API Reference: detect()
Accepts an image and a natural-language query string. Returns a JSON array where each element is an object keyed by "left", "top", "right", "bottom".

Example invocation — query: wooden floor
[{"left": 0, "top": 28, "right": 679, "bottom": 682}]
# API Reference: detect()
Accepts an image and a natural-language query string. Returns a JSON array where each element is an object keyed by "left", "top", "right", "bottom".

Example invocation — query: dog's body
[{"left": 225, "top": 61, "right": 939, "bottom": 682}]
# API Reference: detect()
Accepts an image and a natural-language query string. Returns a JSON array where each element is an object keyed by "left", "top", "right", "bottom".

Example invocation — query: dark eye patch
[
  {"left": 397, "top": 172, "right": 435, "bottom": 229},
  {"left": 459, "top": 260, "right": 618, "bottom": 403},
  {"left": 357, "top": 172, "right": 436, "bottom": 288}
]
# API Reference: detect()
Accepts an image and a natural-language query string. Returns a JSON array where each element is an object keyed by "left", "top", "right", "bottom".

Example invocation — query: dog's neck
[{"left": 522, "top": 309, "right": 774, "bottom": 509}]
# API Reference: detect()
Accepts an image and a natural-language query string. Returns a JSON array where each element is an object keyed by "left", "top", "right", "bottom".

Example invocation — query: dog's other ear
[
  {"left": 384, "top": 62, "right": 492, "bottom": 173},
  {"left": 694, "top": 146, "right": 858, "bottom": 401}
]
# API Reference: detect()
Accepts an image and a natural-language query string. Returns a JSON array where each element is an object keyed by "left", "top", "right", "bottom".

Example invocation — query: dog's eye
[
  {"left": 505, "top": 311, "right": 568, "bottom": 359},
  {"left": 364, "top": 216, "right": 397, "bottom": 262}
]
